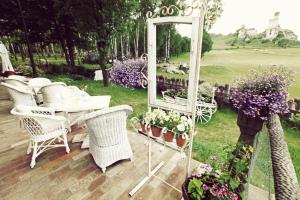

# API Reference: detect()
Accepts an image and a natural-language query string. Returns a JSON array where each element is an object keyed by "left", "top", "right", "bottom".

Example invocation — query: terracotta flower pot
[
  {"left": 140, "top": 122, "right": 150, "bottom": 133},
  {"left": 151, "top": 125, "right": 162, "bottom": 137},
  {"left": 237, "top": 110, "right": 263, "bottom": 145},
  {"left": 163, "top": 130, "right": 175, "bottom": 142},
  {"left": 176, "top": 135, "right": 186, "bottom": 147}
]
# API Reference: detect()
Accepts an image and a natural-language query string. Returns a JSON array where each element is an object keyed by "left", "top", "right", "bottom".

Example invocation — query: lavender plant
[
  {"left": 109, "top": 58, "right": 147, "bottom": 88},
  {"left": 230, "top": 67, "right": 293, "bottom": 121}
]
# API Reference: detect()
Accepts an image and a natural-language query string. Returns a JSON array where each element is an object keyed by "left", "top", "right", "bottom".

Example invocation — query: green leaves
[{"left": 188, "top": 178, "right": 204, "bottom": 200}]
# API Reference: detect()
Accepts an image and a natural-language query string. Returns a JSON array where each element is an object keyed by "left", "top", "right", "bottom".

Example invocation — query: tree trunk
[
  {"left": 8, "top": 39, "right": 17, "bottom": 61},
  {"left": 266, "top": 114, "right": 300, "bottom": 200},
  {"left": 18, "top": 45, "right": 26, "bottom": 60},
  {"left": 143, "top": 24, "right": 146, "bottom": 53},
  {"left": 50, "top": 43, "right": 57, "bottom": 59},
  {"left": 97, "top": 41, "right": 109, "bottom": 87},
  {"left": 17, "top": 0, "right": 37, "bottom": 77},
  {"left": 135, "top": 22, "right": 139, "bottom": 58},
  {"left": 120, "top": 34, "right": 124, "bottom": 58},
  {"left": 59, "top": 39, "right": 71, "bottom": 67},
  {"left": 114, "top": 38, "right": 117, "bottom": 58}
]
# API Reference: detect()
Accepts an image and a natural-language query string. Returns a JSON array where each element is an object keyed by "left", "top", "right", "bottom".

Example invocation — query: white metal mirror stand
[{"left": 129, "top": 3, "right": 206, "bottom": 197}]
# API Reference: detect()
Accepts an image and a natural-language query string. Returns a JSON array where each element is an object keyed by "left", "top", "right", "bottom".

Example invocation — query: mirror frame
[{"left": 147, "top": 16, "right": 201, "bottom": 114}]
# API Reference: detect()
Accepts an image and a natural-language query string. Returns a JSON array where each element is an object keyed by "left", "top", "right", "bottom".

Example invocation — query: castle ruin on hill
[{"left": 237, "top": 12, "right": 298, "bottom": 41}]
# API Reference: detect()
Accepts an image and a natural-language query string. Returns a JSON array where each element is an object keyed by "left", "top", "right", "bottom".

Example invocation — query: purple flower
[{"left": 210, "top": 155, "right": 217, "bottom": 160}]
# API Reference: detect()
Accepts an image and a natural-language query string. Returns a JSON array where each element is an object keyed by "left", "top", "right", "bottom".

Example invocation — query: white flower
[
  {"left": 180, "top": 116, "right": 188, "bottom": 122},
  {"left": 177, "top": 123, "right": 185, "bottom": 132}
]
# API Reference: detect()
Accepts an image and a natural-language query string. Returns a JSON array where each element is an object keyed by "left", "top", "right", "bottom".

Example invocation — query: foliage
[
  {"left": 109, "top": 58, "right": 146, "bottom": 88},
  {"left": 185, "top": 145, "right": 253, "bottom": 200},
  {"left": 230, "top": 67, "right": 293, "bottom": 120},
  {"left": 204, "top": 0, "right": 223, "bottom": 30},
  {"left": 202, "top": 31, "right": 213, "bottom": 56}
]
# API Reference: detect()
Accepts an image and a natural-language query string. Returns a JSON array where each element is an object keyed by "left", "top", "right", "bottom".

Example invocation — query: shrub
[
  {"left": 109, "top": 58, "right": 146, "bottom": 88},
  {"left": 201, "top": 30, "right": 213, "bottom": 56}
]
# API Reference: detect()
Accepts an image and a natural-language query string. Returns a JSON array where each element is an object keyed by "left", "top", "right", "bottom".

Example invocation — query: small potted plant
[
  {"left": 146, "top": 109, "right": 166, "bottom": 137},
  {"left": 136, "top": 113, "right": 150, "bottom": 133},
  {"left": 162, "top": 111, "right": 180, "bottom": 142},
  {"left": 174, "top": 115, "right": 192, "bottom": 148},
  {"left": 231, "top": 67, "right": 292, "bottom": 145},
  {"left": 182, "top": 145, "right": 253, "bottom": 200}
]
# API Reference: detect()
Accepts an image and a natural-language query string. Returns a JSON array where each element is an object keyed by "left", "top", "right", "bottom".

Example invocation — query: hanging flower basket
[
  {"left": 163, "top": 130, "right": 175, "bottom": 142},
  {"left": 237, "top": 110, "right": 263, "bottom": 136},
  {"left": 151, "top": 125, "right": 162, "bottom": 137}
]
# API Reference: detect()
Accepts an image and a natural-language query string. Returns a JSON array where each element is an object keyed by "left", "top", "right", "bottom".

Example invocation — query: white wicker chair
[
  {"left": 28, "top": 78, "right": 52, "bottom": 104},
  {"left": 1, "top": 82, "right": 37, "bottom": 106},
  {"left": 7, "top": 75, "right": 28, "bottom": 82},
  {"left": 3, "top": 78, "right": 29, "bottom": 90},
  {"left": 80, "top": 105, "right": 133, "bottom": 173},
  {"left": 39, "top": 82, "right": 67, "bottom": 110},
  {"left": 11, "top": 106, "right": 70, "bottom": 168}
]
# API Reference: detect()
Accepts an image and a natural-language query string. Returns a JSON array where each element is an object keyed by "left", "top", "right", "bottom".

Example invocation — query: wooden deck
[{"left": 0, "top": 97, "right": 199, "bottom": 200}]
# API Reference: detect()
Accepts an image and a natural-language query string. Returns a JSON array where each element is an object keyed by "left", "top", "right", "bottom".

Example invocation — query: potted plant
[
  {"left": 230, "top": 67, "right": 292, "bottom": 145},
  {"left": 162, "top": 111, "right": 180, "bottom": 142},
  {"left": 136, "top": 113, "right": 150, "bottom": 133},
  {"left": 174, "top": 116, "right": 192, "bottom": 148},
  {"left": 146, "top": 109, "right": 166, "bottom": 137},
  {"left": 182, "top": 145, "right": 253, "bottom": 200}
]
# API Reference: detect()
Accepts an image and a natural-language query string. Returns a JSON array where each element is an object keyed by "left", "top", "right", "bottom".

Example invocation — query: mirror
[{"left": 147, "top": 16, "right": 201, "bottom": 114}]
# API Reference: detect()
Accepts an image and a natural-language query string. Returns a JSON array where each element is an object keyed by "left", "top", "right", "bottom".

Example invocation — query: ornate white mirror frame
[{"left": 147, "top": 16, "right": 202, "bottom": 115}]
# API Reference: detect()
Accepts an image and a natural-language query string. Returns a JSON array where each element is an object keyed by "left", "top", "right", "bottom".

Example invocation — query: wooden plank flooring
[{"left": 0, "top": 99, "right": 199, "bottom": 200}]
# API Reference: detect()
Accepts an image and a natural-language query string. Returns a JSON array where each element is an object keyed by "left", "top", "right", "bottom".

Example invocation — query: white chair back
[
  {"left": 4, "top": 78, "right": 29, "bottom": 91},
  {"left": 39, "top": 82, "right": 67, "bottom": 110},
  {"left": 1, "top": 82, "right": 37, "bottom": 106},
  {"left": 8, "top": 75, "right": 28, "bottom": 82},
  {"left": 83, "top": 105, "right": 133, "bottom": 147},
  {"left": 28, "top": 78, "right": 52, "bottom": 91}
]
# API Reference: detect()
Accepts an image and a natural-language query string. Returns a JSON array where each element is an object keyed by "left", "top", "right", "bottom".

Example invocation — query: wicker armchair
[
  {"left": 28, "top": 78, "right": 52, "bottom": 104},
  {"left": 11, "top": 106, "right": 70, "bottom": 168},
  {"left": 80, "top": 105, "right": 133, "bottom": 173},
  {"left": 3, "top": 78, "right": 29, "bottom": 90},
  {"left": 1, "top": 82, "right": 37, "bottom": 106}
]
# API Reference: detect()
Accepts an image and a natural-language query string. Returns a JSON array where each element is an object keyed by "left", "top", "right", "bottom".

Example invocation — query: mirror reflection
[{"left": 155, "top": 23, "right": 192, "bottom": 106}]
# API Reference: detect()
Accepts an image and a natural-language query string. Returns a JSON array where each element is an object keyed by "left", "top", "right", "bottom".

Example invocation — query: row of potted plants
[{"left": 137, "top": 109, "right": 192, "bottom": 148}]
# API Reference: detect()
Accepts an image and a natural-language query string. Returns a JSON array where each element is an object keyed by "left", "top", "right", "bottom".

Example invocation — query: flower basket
[
  {"left": 237, "top": 110, "right": 263, "bottom": 136},
  {"left": 151, "top": 125, "right": 162, "bottom": 137},
  {"left": 163, "top": 130, "right": 175, "bottom": 142},
  {"left": 176, "top": 135, "right": 187, "bottom": 147}
]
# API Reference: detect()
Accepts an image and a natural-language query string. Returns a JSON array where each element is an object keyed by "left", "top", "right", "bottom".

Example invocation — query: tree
[
  {"left": 71, "top": 0, "right": 138, "bottom": 87},
  {"left": 201, "top": 30, "right": 213, "bottom": 56}
]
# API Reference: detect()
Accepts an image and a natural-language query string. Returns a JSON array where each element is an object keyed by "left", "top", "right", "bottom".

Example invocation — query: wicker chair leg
[
  {"left": 26, "top": 140, "right": 32, "bottom": 155},
  {"left": 30, "top": 142, "right": 37, "bottom": 168},
  {"left": 63, "top": 134, "right": 70, "bottom": 153},
  {"left": 101, "top": 167, "right": 106, "bottom": 173}
]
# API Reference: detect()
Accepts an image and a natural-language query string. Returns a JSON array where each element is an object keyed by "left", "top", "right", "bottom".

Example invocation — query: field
[{"left": 164, "top": 47, "right": 300, "bottom": 97}]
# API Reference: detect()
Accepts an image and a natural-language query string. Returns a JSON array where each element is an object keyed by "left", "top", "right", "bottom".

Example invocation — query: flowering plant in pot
[
  {"left": 173, "top": 115, "right": 192, "bottom": 147},
  {"left": 161, "top": 111, "right": 181, "bottom": 142},
  {"left": 230, "top": 67, "right": 293, "bottom": 145},
  {"left": 182, "top": 145, "right": 253, "bottom": 200},
  {"left": 136, "top": 113, "right": 150, "bottom": 133},
  {"left": 145, "top": 109, "right": 167, "bottom": 137}
]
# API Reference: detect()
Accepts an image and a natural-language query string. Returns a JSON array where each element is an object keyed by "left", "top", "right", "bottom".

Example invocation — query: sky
[
  {"left": 209, "top": 0, "right": 300, "bottom": 37},
  {"left": 176, "top": 0, "right": 300, "bottom": 38}
]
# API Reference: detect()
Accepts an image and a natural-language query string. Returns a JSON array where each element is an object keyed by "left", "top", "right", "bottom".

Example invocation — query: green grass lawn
[
  {"left": 163, "top": 47, "right": 300, "bottom": 97},
  {"left": 49, "top": 75, "right": 300, "bottom": 186}
]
